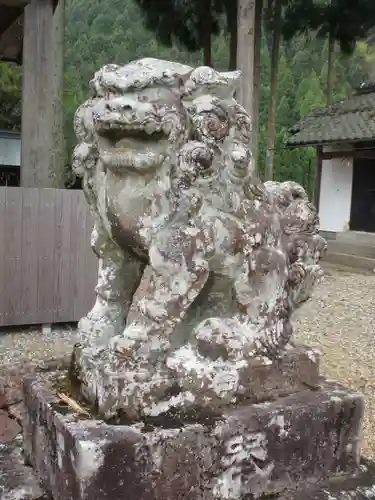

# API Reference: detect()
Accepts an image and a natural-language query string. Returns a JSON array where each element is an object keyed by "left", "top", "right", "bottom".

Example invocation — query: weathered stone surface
[
  {"left": 236, "top": 343, "right": 321, "bottom": 399},
  {"left": 0, "top": 358, "right": 69, "bottom": 409},
  {"left": 23, "top": 374, "right": 364, "bottom": 500},
  {"left": 0, "top": 362, "right": 38, "bottom": 407},
  {"left": 0, "top": 390, "right": 7, "bottom": 409},
  {"left": 0, "top": 409, "right": 21, "bottom": 442},
  {"left": 0, "top": 434, "right": 47, "bottom": 500},
  {"left": 23, "top": 58, "right": 368, "bottom": 500},
  {"left": 71, "top": 57, "right": 327, "bottom": 419},
  {"left": 277, "top": 460, "right": 375, "bottom": 499},
  {"left": 8, "top": 401, "right": 25, "bottom": 424}
]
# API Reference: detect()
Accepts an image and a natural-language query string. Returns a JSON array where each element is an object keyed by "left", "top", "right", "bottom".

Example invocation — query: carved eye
[
  {"left": 192, "top": 145, "right": 214, "bottom": 178},
  {"left": 230, "top": 146, "right": 252, "bottom": 178},
  {"left": 234, "top": 110, "right": 252, "bottom": 141},
  {"left": 205, "top": 113, "right": 228, "bottom": 139},
  {"left": 194, "top": 108, "right": 230, "bottom": 143},
  {"left": 198, "top": 159, "right": 213, "bottom": 178}
]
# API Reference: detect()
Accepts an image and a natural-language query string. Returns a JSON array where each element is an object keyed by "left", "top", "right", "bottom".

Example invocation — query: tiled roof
[{"left": 286, "top": 88, "right": 375, "bottom": 147}]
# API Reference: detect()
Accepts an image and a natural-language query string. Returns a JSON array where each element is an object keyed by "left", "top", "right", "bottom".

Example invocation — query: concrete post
[{"left": 21, "top": 0, "right": 65, "bottom": 188}]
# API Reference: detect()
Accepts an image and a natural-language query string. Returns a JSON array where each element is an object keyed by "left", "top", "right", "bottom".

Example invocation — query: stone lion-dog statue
[{"left": 71, "top": 58, "right": 326, "bottom": 420}]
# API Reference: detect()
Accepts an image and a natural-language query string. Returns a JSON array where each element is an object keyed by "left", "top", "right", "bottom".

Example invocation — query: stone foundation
[
  {"left": 0, "top": 359, "right": 70, "bottom": 500},
  {"left": 23, "top": 373, "right": 368, "bottom": 500},
  {"left": 0, "top": 434, "right": 47, "bottom": 500},
  {"left": 279, "top": 460, "right": 375, "bottom": 499},
  {"left": 74, "top": 343, "right": 321, "bottom": 420}
]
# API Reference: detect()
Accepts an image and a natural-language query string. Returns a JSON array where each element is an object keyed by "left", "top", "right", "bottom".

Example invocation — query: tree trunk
[
  {"left": 226, "top": 0, "right": 238, "bottom": 70},
  {"left": 326, "top": 29, "right": 335, "bottom": 105},
  {"left": 307, "top": 157, "right": 312, "bottom": 200},
  {"left": 236, "top": 0, "right": 256, "bottom": 147},
  {"left": 264, "top": 0, "right": 282, "bottom": 182},
  {"left": 203, "top": 0, "right": 212, "bottom": 66},
  {"left": 50, "top": 0, "right": 66, "bottom": 187},
  {"left": 21, "top": 0, "right": 65, "bottom": 188},
  {"left": 252, "top": 0, "right": 263, "bottom": 166}
]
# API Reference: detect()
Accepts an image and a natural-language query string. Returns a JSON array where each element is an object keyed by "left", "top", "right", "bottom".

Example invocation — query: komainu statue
[{"left": 72, "top": 58, "right": 326, "bottom": 420}]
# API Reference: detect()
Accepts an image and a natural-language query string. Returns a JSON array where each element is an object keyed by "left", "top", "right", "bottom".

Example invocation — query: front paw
[
  {"left": 110, "top": 322, "right": 170, "bottom": 363},
  {"left": 78, "top": 299, "right": 125, "bottom": 346}
]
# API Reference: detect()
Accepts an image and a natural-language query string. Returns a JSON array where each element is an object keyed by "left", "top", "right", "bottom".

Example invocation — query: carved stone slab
[{"left": 23, "top": 375, "right": 364, "bottom": 500}]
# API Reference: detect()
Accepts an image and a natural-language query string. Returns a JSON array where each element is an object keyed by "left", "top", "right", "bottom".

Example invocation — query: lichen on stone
[{"left": 71, "top": 57, "right": 327, "bottom": 421}]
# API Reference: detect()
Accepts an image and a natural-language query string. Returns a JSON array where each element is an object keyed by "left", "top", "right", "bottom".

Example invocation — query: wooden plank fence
[{"left": 0, "top": 187, "right": 97, "bottom": 327}]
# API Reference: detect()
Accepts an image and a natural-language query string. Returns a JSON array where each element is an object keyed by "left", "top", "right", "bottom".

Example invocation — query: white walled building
[
  {"left": 0, "top": 129, "right": 21, "bottom": 186},
  {"left": 287, "top": 84, "right": 375, "bottom": 237}
]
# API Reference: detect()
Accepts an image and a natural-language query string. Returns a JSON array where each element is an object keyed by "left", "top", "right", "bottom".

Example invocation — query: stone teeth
[
  {"left": 145, "top": 122, "right": 156, "bottom": 135},
  {"left": 162, "top": 122, "right": 171, "bottom": 135},
  {"left": 98, "top": 118, "right": 166, "bottom": 136}
]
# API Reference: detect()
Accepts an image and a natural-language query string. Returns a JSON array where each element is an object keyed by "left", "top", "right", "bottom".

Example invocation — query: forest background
[{"left": 1, "top": 0, "right": 375, "bottom": 195}]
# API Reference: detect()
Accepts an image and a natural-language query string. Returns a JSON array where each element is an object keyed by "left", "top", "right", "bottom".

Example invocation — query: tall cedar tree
[
  {"left": 283, "top": 0, "right": 375, "bottom": 103},
  {"left": 263, "top": 0, "right": 375, "bottom": 181},
  {"left": 134, "top": 0, "right": 224, "bottom": 66}
]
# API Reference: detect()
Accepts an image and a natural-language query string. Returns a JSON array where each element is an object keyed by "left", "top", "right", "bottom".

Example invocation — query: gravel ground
[
  {"left": 0, "top": 263, "right": 375, "bottom": 458},
  {"left": 0, "top": 323, "right": 78, "bottom": 365},
  {"left": 295, "top": 263, "right": 375, "bottom": 459}
]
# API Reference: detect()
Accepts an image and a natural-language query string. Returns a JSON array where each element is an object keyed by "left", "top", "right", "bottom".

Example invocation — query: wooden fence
[{"left": 0, "top": 187, "right": 97, "bottom": 327}]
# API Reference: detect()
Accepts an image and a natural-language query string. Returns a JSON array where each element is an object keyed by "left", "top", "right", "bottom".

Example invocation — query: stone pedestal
[
  {"left": 0, "top": 434, "right": 46, "bottom": 500},
  {"left": 23, "top": 371, "right": 374, "bottom": 500}
]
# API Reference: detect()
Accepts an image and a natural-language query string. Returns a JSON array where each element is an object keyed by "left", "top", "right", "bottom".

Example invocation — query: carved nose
[
  {"left": 105, "top": 103, "right": 133, "bottom": 112},
  {"left": 120, "top": 104, "right": 133, "bottom": 111}
]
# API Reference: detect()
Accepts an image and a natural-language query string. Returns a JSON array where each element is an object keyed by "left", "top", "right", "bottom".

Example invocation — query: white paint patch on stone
[
  {"left": 145, "top": 392, "right": 195, "bottom": 416},
  {"left": 330, "top": 396, "right": 344, "bottom": 404},
  {"left": 2, "top": 487, "right": 39, "bottom": 500},
  {"left": 244, "top": 432, "right": 268, "bottom": 462},
  {"left": 269, "top": 414, "right": 288, "bottom": 438},
  {"left": 212, "top": 431, "right": 272, "bottom": 499},
  {"left": 323, "top": 491, "right": 339, "bottom": 500},
  {"left": 306, "top": 350, "right": 317, "bottom": 363},
  {"left": 212, "top": 466, "right": 242, "bottom": 499},
  {"left": 362, "top": 485, "right": 375, "bottom": 498},
  {"left": 56, "top": 432, "right": 65, "bottom": 468},
  {"left": 74, "top": 439, "right": 107, "bottom": 481},
  {"left": 254, "top": 356, "right": 273, "bottom": 366}
]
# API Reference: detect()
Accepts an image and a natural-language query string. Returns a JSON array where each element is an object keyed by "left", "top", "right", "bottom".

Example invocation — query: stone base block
[
  {"left": 0, "top": 434, "right": 48, "bottom": 500},
  {"left": 277, "top": 460, "right": 375, "bottom": 499},
  {"left": 23, "top": 374, "right": 364, "bottom": 500},
  {"left": 74, "top": 343, "right": 321, "bottom": 419}
]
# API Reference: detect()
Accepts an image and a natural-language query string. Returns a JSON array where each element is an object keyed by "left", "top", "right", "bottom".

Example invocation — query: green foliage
[
  {"left": 283, "top": 0, "right": 375, "bottom": 55},
  {"left": 134, "top": 0, "right": 224, "bottom": 52},
  {"left": 60, "top": 0, "right": 375, "bottom": 190},
  {"left": 0, "top": 62, "right": 21, "bottom": 131},
  {"left": 1, "top": 0, "right": 375, "bottom": 194},
  {"left": 296, "top": 70, "right": 325, "bottom": 118}
]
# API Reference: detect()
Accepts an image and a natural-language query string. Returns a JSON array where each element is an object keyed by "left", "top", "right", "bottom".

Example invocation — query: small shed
[
  {"left": 0, "top": 129, "right": 20, "bottom": 185},
  {"left": 286, "top": 84, "right": 375, "bottom": 236}
]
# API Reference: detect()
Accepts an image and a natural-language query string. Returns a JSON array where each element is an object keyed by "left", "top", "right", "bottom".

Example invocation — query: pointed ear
[
  {"left": 219, "top": 70, "right": 242, "bottom": 94},
  {"left": 182, "top": 67, "right": 242, "bottom": 99}
]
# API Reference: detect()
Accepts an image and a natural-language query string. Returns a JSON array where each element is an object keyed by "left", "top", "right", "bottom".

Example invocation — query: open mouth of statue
[
  {"left": 96, "top": 119, "right": 167, "bottom": 145},
  {"left": 101, "top": 126, "right": 166, "bottom": 144},
  {"left": 96, "top": 120, "right": 168, "bottom": 170}
]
